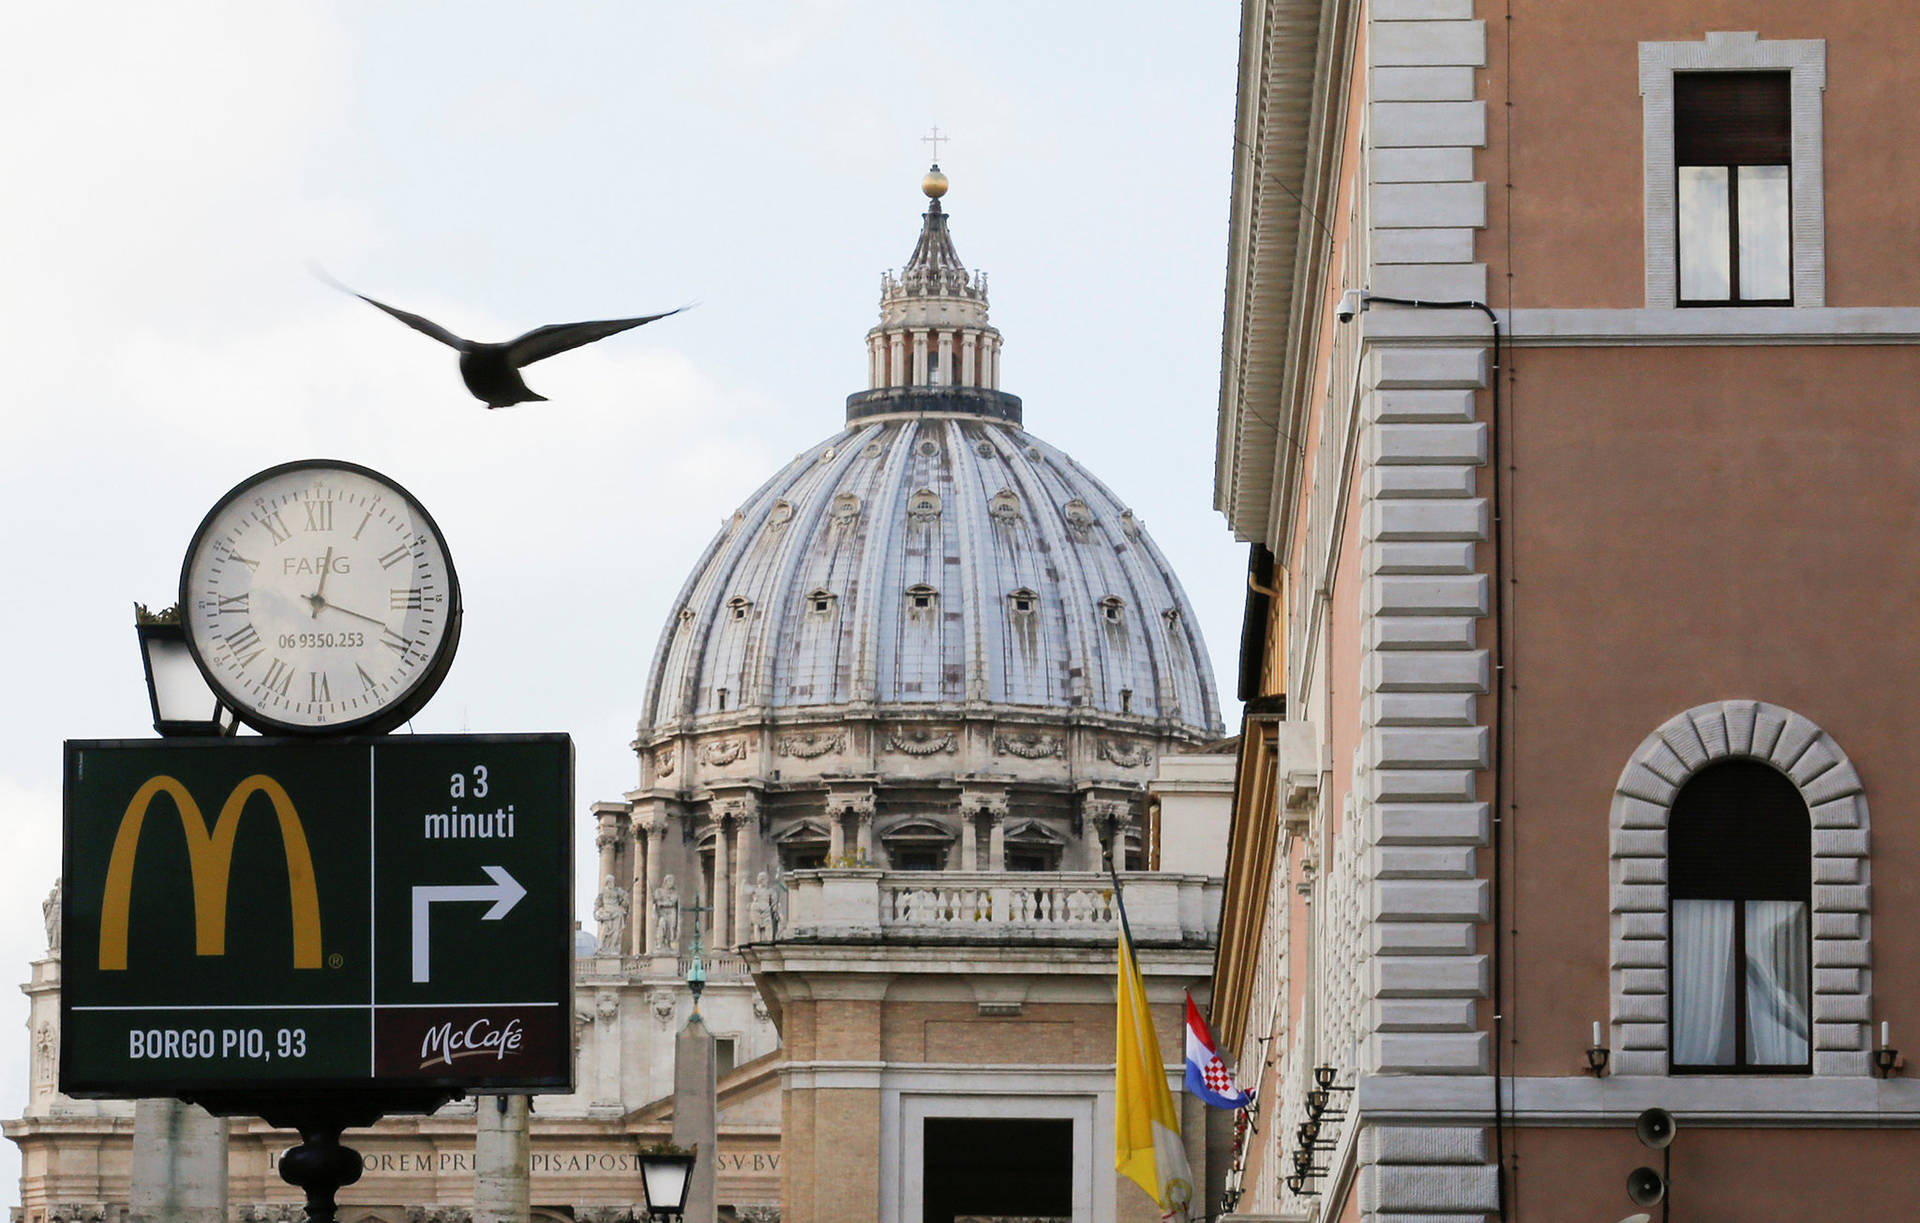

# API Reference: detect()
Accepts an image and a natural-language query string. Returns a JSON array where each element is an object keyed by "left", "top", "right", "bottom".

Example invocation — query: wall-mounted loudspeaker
[
  {"left": 1634, "top": 1106, "right": 1677, "bottom": 1150},
  {"left": 1626, "top": 1167, "right": 1667, "bottom": 1207}
]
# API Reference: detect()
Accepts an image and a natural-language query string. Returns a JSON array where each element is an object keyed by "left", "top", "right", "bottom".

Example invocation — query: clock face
[{"left": 180, "top": 460, "right": 462, "bottom": 735}]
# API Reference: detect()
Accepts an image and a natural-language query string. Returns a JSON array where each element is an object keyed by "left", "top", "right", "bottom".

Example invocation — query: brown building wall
[
  {"left": 1504, "top": 342, "right": 1920, "bottom": 1074},
  {"left": 1510, "top": 1124, "right": 1917, "bottom": 1221},
  {"left": 1483, "top": 1, "right": 1920, "bottom": 308}
]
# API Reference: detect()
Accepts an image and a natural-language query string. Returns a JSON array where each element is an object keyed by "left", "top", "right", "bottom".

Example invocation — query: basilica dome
[
  {"left": 639, "top": 178, "right": 1220, "bottom": 744},
  {"left": 641, "top": 399, "right": 1220, "bottom": 729},
  {"left": 623, "top": 169, "right": 1218, "bottom": 892}
]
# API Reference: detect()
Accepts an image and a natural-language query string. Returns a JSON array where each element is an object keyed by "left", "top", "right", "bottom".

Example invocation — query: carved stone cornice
[{"left": 824, "top": 779, "right": 877, "bottom": 818}]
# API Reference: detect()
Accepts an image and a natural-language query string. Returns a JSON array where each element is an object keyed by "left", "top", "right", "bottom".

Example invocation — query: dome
[
  {"left": 634, "top": 165, "right": 1222, "bottom": 805},
  {"left": 640, "top": 403, "right": 1220, "bottom": 735}
]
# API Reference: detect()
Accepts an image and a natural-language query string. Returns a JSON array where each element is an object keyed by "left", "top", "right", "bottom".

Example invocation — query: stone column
[
  {"left": 956, "top": 813, "right": 976, "bottom": 872},
  {"left": 595, "top": 810, "right": 622, "bottom": 894},
  {"left": 1082, "top": 813, "right": 1106, "bottom": 871},
  {"left": 829, "top": 810, "right": 846, "bottom": 860},
  {"left": 988, "top": 814, "right": 1006, "bottom": 872},
  {"left": 644, "top": 823, "right": 667, "bottom": 953},
  {"left": 473, "top": 1095, "right": 530, "bottom": 1223},
  {"left": 711, "top": 816, "right": 731, "bottom": 948},
  {"left": 856, "top": 812, "right": 874, "bottom": 863},
  {"left": 629, "top": 829, "right": 648, "bottom": 957},
  {"left": 912, "top": 330, "right": 929, "bottom": 384},
  {"left": 889, "top": 333, "right": 905, "bottom": 386},
  {"left": 936, "top": 332, "right": 954, "bottom": 385},
  {"left": 674, "top": 1014, "right": 720, "bottom": 1223},
  {"left": 131, "top": 1099, "right": 226, "bottom": 1223},
  {"left": 733, "top": 819, "right": 752, "bottom": 946},
  {"left": 962, "top": 333, "right": 978, "bottom": 386}
]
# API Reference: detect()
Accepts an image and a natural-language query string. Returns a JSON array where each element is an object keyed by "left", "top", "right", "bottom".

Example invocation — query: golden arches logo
[{"left": 98, "top": 774, "right": 323, "bottom": 971}]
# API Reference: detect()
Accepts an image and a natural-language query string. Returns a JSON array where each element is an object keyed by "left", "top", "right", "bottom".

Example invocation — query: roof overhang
[{"left": 1214, "top": 0, "right": 1357, "bottom": 545}]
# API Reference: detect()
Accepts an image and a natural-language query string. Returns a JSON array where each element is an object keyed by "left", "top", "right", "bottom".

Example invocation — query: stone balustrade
[{"left": 780, "top": 870, "right": 1220, "bottom": 946}]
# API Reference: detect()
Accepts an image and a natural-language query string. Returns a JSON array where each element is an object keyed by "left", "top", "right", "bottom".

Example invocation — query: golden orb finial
[{"left": 922, "top": 164, "right": 949, "bottom": 199}]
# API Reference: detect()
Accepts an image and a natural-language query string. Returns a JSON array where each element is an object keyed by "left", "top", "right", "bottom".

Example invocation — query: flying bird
[{"left": 315, "top": 269, "right": 685, "bottom": 408}]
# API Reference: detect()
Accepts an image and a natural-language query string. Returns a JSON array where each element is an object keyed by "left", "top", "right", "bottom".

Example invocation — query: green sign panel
[{"left": 60, "top": 734, "right": 574, "bottom": 1096}]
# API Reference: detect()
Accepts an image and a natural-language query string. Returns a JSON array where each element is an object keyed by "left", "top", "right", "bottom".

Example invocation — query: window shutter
[{"left": 1675, "top": 72, "right": 1791, "bottom": 165}]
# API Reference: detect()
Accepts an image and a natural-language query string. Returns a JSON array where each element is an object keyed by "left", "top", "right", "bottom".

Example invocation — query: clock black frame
[{"left": 178, "top": 457, "right": 464, "bottom": 737}]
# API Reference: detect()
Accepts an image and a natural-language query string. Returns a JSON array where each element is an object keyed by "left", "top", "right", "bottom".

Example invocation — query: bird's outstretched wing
[
  {"left": 310, "top": 265, "right": 469, "bottom": 350},
  {"left": 352, "top": 294, "right": 470, "bottom": 351},
  {"left": 504, "top": 308, "right": 685, "bottom": 368}
]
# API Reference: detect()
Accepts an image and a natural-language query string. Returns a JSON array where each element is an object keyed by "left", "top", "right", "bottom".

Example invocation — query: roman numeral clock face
[{"left": 181, "top": 460, "right": 463, "bottom": 735}]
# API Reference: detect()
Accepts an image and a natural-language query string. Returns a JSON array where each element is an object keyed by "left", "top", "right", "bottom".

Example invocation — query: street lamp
[
  {"left": 134, "top": 604, "right": 236, "bottom": 738},
  {"left": 637, "top": 1147, "right": 697, "bottom": 1220}
]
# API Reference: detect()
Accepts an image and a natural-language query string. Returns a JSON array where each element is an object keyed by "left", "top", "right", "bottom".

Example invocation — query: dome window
[
  {"left": 808, "top": 588, "right": 837, "bottom": 616},
  {"left": 1064, "top": 499, "right": 1096, "bottom": 532},
  {"left": 1009, "top": 588, "right": 1038, "bottom": 615},
  {"left": 989, "top": 489, "right": 1021, "bottom": 521},
  {"left": 830, "top": 493, "right": 862, "bottom": 524},
  {"left": 1162, "top": 607, "right": 1181, "bottom": 624},
  {"left": 1100, "top": 595, "right": 1126, "bottom": 624},
  {"left": 1121, "top": 687, "right": 1134, "bottom": 714},
  {"left": 727, "top": 596, "right": 753, "bottom": 622},
  {"left": 716, "top": 687, "right": 729, "bottom": 710},
  {"left": 767, "top": 499, "right": 795, "bottom": 527},
  {"left": 907, "top": 584, "right": 938, "bottom": 610},
  {"left": 908, "top": 489, "right": 942, "bottom": 519}
]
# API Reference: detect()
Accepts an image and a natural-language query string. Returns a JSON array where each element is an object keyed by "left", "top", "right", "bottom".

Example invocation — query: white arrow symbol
[{"left": 411, "top": 865, "right": 528, "bottom": 983}]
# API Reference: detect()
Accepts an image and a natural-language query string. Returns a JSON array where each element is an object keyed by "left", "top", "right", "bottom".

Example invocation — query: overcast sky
[{"left": 0, "top": 2, "right": 1242, "bottom": 1201}]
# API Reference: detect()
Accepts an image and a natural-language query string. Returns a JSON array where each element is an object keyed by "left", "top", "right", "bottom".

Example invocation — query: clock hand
[
  {"left": 306, "top": 546, "right": 336, "bottom": 618},
  {"left": 313, "top": 597, "right": 388, "bottom": 630}
]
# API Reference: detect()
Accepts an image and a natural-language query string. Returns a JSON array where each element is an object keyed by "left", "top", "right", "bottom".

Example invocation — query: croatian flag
[{"left": 1184, "top": 993, "right": 1254, "bottom": 1110}]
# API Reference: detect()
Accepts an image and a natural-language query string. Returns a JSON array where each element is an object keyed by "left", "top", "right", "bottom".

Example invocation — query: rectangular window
[{"left": 1675, "top": 72, "right": 1792, "bottom": 305}]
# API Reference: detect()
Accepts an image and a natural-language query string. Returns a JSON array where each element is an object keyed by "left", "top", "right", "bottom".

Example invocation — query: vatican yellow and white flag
[{"left": 1115, "top": 917, "right": 1193, "bottom": 1221}]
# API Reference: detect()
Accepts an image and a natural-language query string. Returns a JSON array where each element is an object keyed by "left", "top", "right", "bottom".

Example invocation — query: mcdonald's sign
[
  {"left": 98, "top": 773, "right": 323, "bottom": 972},
  {"left": 61, "top": 734, "right": 574, "bottom": 1097}
]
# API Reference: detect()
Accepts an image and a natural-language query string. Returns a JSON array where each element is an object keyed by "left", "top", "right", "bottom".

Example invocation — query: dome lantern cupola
[{"left": 852, "top": 166, "right": 1018, "bottom": 425}]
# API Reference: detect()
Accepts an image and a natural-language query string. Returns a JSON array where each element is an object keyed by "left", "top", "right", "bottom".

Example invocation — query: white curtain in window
[
  {"left": 1746, "top": 899, "right": 1811, "bottom": 1065},
  {"left": 1673, "top": 899, "right": 1737, "bottom": 1065}
]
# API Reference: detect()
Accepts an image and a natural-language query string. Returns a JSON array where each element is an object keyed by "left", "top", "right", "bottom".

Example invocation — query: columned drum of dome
[{"left": 619, "top": 168, "right": 1223, "bottom": 957}]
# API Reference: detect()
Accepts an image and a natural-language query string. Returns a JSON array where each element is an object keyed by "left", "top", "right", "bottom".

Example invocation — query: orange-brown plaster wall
[
  {"left": 1510, "top": 1125, "right": 1920, "bottom": 1221},
  {"left": 1481, "top": 1, "right": 1920, "bottom": 307},
  {"left": 1504, "top": 343, "right": 1920, "bottom": 1073}
]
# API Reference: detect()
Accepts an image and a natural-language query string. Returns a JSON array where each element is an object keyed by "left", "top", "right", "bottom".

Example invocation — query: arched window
[
  {"left": 726, "top": 596, "right": 752, "bottom": 622},
  {"left": 1669, "top": 759, "right": 1811, "bottom": 1072},
  {"left": 907, "top": 584, "right": 938, "bottom": 611}
]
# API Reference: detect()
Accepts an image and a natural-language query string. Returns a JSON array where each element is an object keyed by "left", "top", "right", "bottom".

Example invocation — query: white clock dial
[{"left": 180, "top": 460, "right": 462, "bottom": 735}]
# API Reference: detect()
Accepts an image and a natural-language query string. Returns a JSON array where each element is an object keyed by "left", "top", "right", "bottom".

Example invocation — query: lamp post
[
  {"left": 637, "top": 1148, "right": 697, "bottom": 1220},
  {"left": 134, "top": 603, "right": 235, "bottom": 737}
]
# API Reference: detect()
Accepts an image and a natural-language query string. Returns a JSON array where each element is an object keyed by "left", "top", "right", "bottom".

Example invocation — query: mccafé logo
[
  {"left": 98, "top": 774, "right": 323, "bottom": 971},
  {"left": 419, "top": 1017, "right": 525, "bottom": 1068}
]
